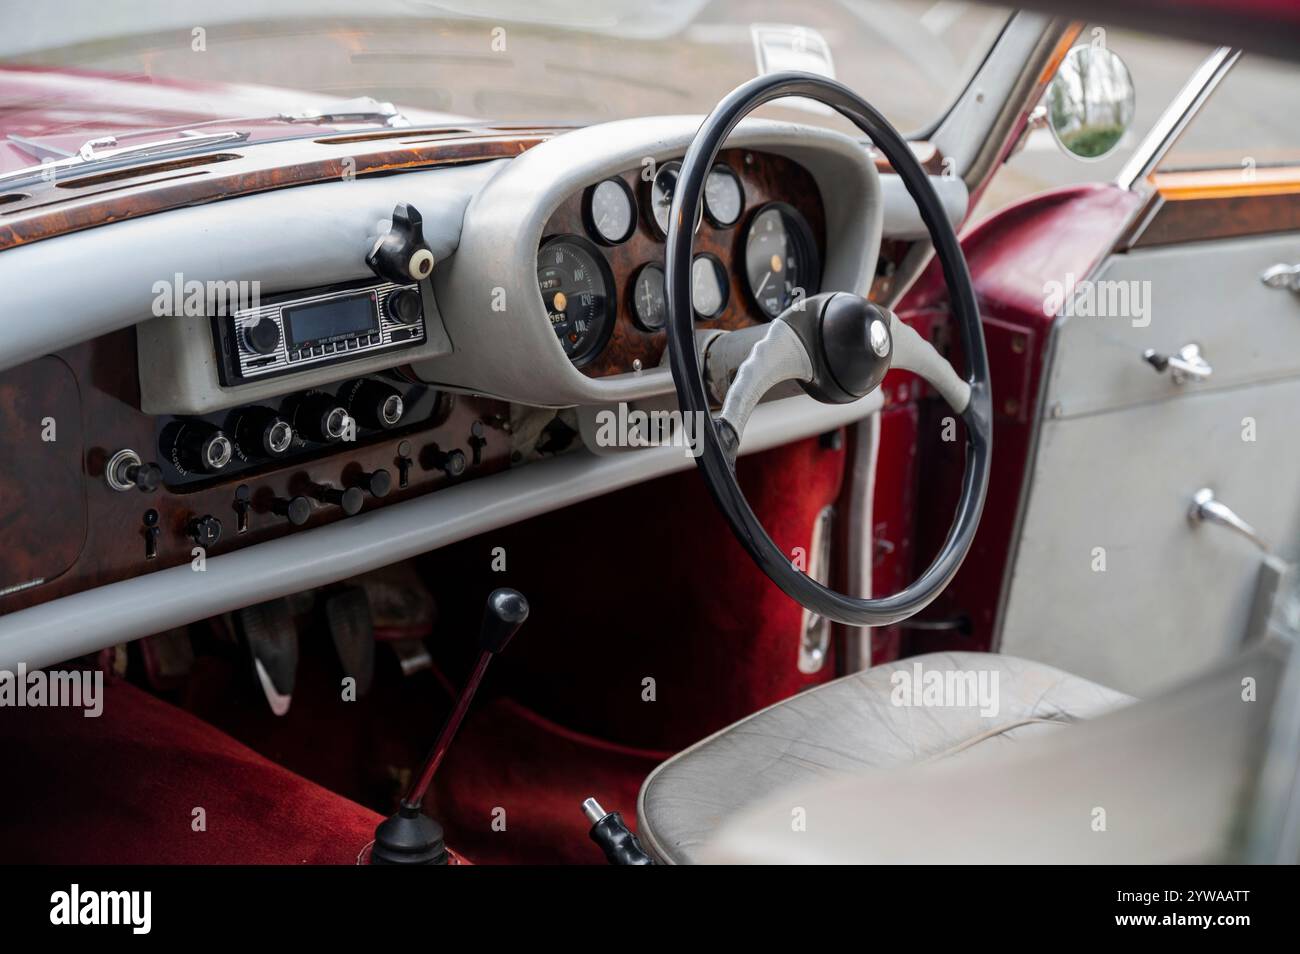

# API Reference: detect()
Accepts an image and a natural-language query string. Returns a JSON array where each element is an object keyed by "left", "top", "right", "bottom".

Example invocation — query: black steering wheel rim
[{"left": 665, "top": 71, "right": 992, "bottom": 628}]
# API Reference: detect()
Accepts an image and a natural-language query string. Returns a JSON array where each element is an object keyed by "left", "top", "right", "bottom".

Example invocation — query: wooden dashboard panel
[
  {"left": 0, "top": 331, "right": 511, "bottom": 615},
  {"left": 543, "top": 149, "right": 826, "bottom": 378}
]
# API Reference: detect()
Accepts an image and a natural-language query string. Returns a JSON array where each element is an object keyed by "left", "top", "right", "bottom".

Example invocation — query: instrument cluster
[{"left": 537, "top": 149, "right": 824, "bottom": 373}]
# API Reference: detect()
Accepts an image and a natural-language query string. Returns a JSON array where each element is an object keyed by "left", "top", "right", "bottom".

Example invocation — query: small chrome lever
[
  {"left": 1188, "top": 488, "right": 1270, "bottom": 553},
  {"left": 1261, "top": 263, "right": 1300, "bottom": 292},
  {"left": 1143, "top": 343, "right": 1212, "bottom": 384}
]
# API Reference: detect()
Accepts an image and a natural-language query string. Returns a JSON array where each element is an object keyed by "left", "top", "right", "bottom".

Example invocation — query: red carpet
[{"left": 0, "top": 675, "right": 381, "bottom": 864}]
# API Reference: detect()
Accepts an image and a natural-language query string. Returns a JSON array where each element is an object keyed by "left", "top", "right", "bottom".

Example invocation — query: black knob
[
  {"left": 386, "top": 288, "right": 422, "bottom": 326},
  {"left": 354, "top": 469, "right": 392, "bottom": 499},
  {"left": 233, "top": 406, "right": 294, "bottom": 459},
  {"left": 241, "top": 317, "right": 281, "bottom": 355},
  {"left": 429, "top": 445, "right": 466, "bottom": 477},
  {"left": 187, "top": 514, "right": 223, "bottom": 548},
  {"left": 291, "top": 393, "right": 351, "bottom": 444},
  {"left": 348, "top": 380, "right": 405, "bottom": 430},
  {"left": 126, "top": 461, "right": 163, "bottom": 492},
  {"left": 366, "top": 203, "right": 434, "bottom": 285},
  {"left": 175, "top": 422, "right": 233, "bottom": 474},
  {"left": 312, "top": 484, "right": 365, "bottom": 516},
  {"left": 270, "top": 495, "right": 312, "bottom": 526},
  {"left": 479, "top": 588, "right": 529, "bottom": 654}
]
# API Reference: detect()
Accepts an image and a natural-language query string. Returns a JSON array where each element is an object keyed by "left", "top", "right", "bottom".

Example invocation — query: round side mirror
[{"left": 1046, "top": 45, "right": 1136, "bottom": 160}]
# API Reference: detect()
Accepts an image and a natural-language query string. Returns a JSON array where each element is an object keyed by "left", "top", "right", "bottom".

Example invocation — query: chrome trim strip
[{"left": 1115, "top": 46, "right": 1241, "bottom": 192}]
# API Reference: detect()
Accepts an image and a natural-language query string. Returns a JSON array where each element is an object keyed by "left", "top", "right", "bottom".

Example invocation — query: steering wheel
[{"left": 665, "top": 72, "right": 992, "bottom": 627}]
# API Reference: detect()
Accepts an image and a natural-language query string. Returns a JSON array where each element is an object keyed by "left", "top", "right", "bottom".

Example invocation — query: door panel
[{"left": 998, "top": 234, "right": 1300, "bottom": 695}]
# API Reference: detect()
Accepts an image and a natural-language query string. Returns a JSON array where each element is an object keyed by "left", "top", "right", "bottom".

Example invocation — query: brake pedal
[
  {"left": 236, "top": 599, "right": 299, "bottom": 716},
  {"left": 326, "top": 586, "right": 376, "bottom": 697}
]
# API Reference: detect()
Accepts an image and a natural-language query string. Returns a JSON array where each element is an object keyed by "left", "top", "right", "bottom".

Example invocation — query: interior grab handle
[
  {"left": 1143, "top": 343, "right": 1212, "bottom": 384},
  {"left": 1188, "top": 487, "right": 1270, "bottom": 553}
]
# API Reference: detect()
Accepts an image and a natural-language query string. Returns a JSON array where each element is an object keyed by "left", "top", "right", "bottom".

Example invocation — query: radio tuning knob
[
  {"left": 241, "top": 317, "right": 282, "bottom": 356},
  {"left": 176, "top": 423, "right": 233, "bottom": 474},
  {"left": 348, "top": 380, "right": 405, "bottom": 430},
  {"left": 386, "top": 288, "right": 422, "bottom": 326},
  {"left": 234, "top": 406, "right": 294, "bottom": 459},
  {"left": 291, "top": 393, "right": 352, "bottom": 444}
]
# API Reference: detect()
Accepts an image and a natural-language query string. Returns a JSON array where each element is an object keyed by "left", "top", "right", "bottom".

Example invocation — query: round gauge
[
  {"left": 583, "top": 177, "right": 637, "bottom": 245},
  {"left": 631, "top": 263, "right": 667, "bottom": 332},
  {"left": 648, "top": 160, "right": 702, "bottom": 238},
  {"left": 537, "top": 235, "right": 616, "bottom": 365},
  {"left": 691, "top": 254, "right": 729, "bottom": 321},
  {"left": 743, "top": 202, "right": 821, "bottom": 320},
  {"left": 704, "top": 163, "right": 744, "bottom": 227}
]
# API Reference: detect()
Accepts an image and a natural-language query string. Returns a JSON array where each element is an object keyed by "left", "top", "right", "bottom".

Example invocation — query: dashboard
[{"left": 0, "top": 114, "right": 967, "bottom": 668}]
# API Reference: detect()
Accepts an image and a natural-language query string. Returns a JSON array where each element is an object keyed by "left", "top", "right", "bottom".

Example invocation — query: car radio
[{"left": 212, "top": 279, "right": 428, "bottom": 385}]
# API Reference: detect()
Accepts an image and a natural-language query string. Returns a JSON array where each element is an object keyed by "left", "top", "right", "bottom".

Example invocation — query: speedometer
[
  {"left": 537, "top": 235, "right": 615, "bottom": 365},
  {"left": 743, "top": 202, "right": 820, "bottom": 320}
]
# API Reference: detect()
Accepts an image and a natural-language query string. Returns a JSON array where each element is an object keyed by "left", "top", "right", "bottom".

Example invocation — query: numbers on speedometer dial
[
  {"left": 743, "top": 203, "right": 820, "bottom": 320},
  {"left": 537, "top": 235, "right": 615, "bottom": 365}
]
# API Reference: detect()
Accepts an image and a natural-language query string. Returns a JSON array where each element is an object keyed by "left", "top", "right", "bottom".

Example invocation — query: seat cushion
[{"left": 637, "top": 652, "right": 1134, "bottom": 864}]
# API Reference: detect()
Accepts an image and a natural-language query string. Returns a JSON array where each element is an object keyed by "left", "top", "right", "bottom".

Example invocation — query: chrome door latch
[
  {"left": 1143, "top": 343, "right": 1212, "bottom": 384},
  {"left": 1261, "top": 263, "right": 1300, "bottom": 292},
  {"left": 1188, "top": 487, "right": 1271, "bottom": 553}
]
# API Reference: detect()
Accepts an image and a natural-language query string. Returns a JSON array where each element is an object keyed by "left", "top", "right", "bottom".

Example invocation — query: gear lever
[{"left": 370, "top": 588, "right": 529, "bottom": 865}]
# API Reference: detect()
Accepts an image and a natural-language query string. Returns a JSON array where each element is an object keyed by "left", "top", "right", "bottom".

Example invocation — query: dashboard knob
[
  {"left": 348, "top": 380, "right": 405, "bottom": 430},
  {"left": 291, "top": 393, "right": 352, "bottom": 444},
  {"left": 105, "top": 449, "right": 162, "bottom": 492},
  {"left": 175, "top": 422, "right": 233, "bottom": 474},
  {"left": 312, "top": 483, "right": 366, "bottom": 516},
  {"left": 354, "top": 468, "right": 392, "bottom": 499},
  {"left": 386, "top": 287, "right": 422, "bottom": 325},
  {"left": 241, "top": 317, "right": 281, "bottom": 356},
  {"left": 429, "top": 445, "right": 467, "bottom": 478},
  {"left": 270, "top": 495, "right": 313, "bottom": 526},
  {"left": 187, "top": 514, "right": 223, "bottom": 548},
  {"left": 233, "top": 406, "right": 295, "bottom": 459}
]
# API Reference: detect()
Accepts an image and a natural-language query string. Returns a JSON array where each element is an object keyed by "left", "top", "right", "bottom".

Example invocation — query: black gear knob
[{"left": 480, "top": 588, "right": 529, "bottom": 654}]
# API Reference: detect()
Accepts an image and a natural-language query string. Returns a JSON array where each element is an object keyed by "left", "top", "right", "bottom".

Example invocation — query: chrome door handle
[
  {"left": 1143, "top": 342, "right": 1212, "bottom": 383},
  {"left": 1261, "top": 263, "right": 1300, "bottom": 292},
  {"left": 1188, "top": 488, "right": 1270, "bottom": 553}
]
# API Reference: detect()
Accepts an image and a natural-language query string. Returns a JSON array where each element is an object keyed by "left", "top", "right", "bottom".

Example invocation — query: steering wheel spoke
[
  {"left": 887, "top": 310, "right": 972, "bottom": 413},
  {"left": 716, "top": 319, "right": 814, "bottom": 461}
]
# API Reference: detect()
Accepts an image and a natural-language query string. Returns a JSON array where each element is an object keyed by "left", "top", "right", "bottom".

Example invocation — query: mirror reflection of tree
[{"left": 1049, "top": 47, "right": 1135, "bottom": 158}]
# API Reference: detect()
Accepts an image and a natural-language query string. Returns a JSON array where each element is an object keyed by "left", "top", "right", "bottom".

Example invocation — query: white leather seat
[{"left": 637, "top": 652, "right": 1133, "bottom": 864}]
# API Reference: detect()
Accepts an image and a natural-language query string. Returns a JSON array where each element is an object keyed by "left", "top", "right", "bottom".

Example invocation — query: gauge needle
[{"left": 755, "top": 271, "right": 771, "bottom": 298}]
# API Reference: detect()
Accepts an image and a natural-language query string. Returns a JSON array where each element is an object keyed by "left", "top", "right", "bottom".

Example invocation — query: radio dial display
[{"left": 284, "top": 292, "right": 379, "bottom": 349}]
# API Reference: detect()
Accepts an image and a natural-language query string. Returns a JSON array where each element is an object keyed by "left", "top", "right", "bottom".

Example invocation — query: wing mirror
[{"left": 1044, "top": 44, "right": 1136, "bottom": 160}]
